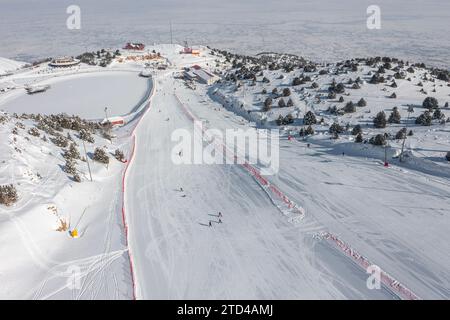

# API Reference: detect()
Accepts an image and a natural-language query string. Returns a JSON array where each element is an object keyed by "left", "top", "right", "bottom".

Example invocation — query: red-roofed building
[{"left": 124, "top": 42, "right": 145, "bottom": 51}]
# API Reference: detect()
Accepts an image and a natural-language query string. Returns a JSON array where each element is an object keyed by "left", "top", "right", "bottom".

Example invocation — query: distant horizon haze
[{"left": 0, "top": 0, "right": 448, "bottom": 67}]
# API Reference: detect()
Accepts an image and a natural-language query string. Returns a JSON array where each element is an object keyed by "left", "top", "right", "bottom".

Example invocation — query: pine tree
[
  {"left": 79, "top": 129, "right": 95, "bottom": 143},
  {"left": 388, "top": 107, "right": 401, "bottom": 124},
  {"left": 93, "top": 148, "right": 109, "bottom": 164},
  {"left": 64, "top": 159, "right": 77, "bottom": 175},
  {"left": 51, "top": 134, "right": 69, "bottom": 148},
  {"left": 395, "top": 128, "right": 407, "bottom": 140},
  {"left": 263, "top": 97, "right": 273, "bottom": 112},
  {"left": 344, "top": 101, "right": 356, "bottom": 113},
  {"left": 276, "top": 115, "right": 284, "bottom": 126},
  {"left": 423, "top": 97, "right": 438, "bottom": 109},
  {"left": 292, "top": 77, "right": 302, "bottom": 86},
  {"left": 65, "top": 142, "right": 80, "bottom": 159},
  {"left": 278, "top": 98, "right": 286, "bottom": 108},
  {"left": 352, "top": 124, "right": 362, "bottom": 135},
  {"left": 73, "top": 174, "right": 81, "bottom": 183},
  {"left": 374, "top": 111, "right": 387, "bottom": 128},
  {"left": 0, "top": 184, "right": 18, "bottom": 206},
  {"left": 305, "top": 125, "right": 314, "bottom": 135},
  {"left": 303, "top": 111, "right": 317, "bottom": 125},
  {"left": 355, "top": 132, "right": 363, "bottom": 143},
  {"left": 415, "top": 111, "right": 432, "bottom": 126},
  {"left": 433, "top": 108, "right": 444, "bottom": 120},
  {"left": 287, "top": 98, "right": 294, "bottom": 107},
  {"left": 357, "top": 98, "right": 367, "bottom": 107},
  {"left": 369, "top": 134, "right": 386, "bottom": 146},
  {"left": 114, "top": 149, "right": 125, "bottom": 162},
  {"left": 329, "top": 122, "right": 344, "bottom": 134}
]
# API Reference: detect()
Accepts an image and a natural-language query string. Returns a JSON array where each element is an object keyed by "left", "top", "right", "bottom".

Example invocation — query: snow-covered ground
[
  {"left": 0, "top": 43, "right": 448, "bottom": 299},
  {"left": 0, "top": 52, "right": 154, "bottom": 299},
  {"left": 123, "top": 45, "right": 449, "bottom": 299},
  {"left": 211, "top": 51, "right": 450, "bottom": 174},
  {"left": 0, "top": 57, "right": 26, "bottom": 76},
  {"left": 125, "top": 78, "right": 396, "bottom": 299},
  {"left": 0, "top": 112, "right": 135, "bottom": 299},
  {"left": 173, "top": 82, "right": 450, "bottom": 299}
]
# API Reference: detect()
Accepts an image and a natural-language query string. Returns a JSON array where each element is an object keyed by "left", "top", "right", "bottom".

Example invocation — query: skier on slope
[
  {"left": 218, "top": 212, "right": 222, "bottom": 218},
  {"left": 209, "top": 221, "right": 212, "bottom": 227}
]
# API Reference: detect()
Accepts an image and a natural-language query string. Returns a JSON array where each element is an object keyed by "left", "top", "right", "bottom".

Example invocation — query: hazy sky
[{"left": 0, "top": 0, "right": 449, "bottom": 67}]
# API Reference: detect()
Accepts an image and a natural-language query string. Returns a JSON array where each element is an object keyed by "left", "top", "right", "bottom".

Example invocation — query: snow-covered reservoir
[{"left": 0, "top": 71, "right": 150, "bottom": 119}]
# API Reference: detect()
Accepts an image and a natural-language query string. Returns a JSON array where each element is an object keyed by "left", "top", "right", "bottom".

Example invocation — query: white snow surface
[
  {"left": 156, "top": 74, "right": 450, "bottom": 299},
  {"left": 0, "top": 113, "right": 135, "bottom": 299},
  {"left": 0, "top": 44, "right": 448, "bottom": 299},
  {"left": 125, "top": 78, "right": 396, "bottom": 299},
  {"left": 0, "top": 71, "right": 150, "bottom": 119},
  {"left": 0, "top": 57, "right": 26, "bottom": 75}
]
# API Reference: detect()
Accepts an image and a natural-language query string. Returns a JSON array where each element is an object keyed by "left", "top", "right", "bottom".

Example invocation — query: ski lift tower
[{"left": 182, "top": 41, "right": 192, "bottom": 54}]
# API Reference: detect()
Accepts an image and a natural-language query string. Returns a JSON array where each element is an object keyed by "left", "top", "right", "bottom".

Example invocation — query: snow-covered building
[
  {"left": 49, "top": 57, "right": 80, "bottom": 68},
  {"left": 124, "top": 42, "right": 145, "bottom": 51},
  {"left": 139, "top": 69, "right": 152, "bottom": 78},
  {"left": 184, "top": 66, "right": 219, "bottom": 85},
  {"left": 25, "top": 84, "right": 50, "bottom": 94},
  {"left": 101, "top": 116, "right": 125, "bottom": 127},
  {"left": 180, "top": 42, "right": 200, "bottom": 55}
]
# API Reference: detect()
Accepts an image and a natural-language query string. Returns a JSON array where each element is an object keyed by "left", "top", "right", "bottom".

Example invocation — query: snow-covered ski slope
[
  {"left": 122, "top": 45, "right": 448, "bottom": 299},
  {"left": 124, "top": 73, "right": 397, "bottom": 299},
  {"left": 164, "top": 72, "right": 450, "bottom": 299}
]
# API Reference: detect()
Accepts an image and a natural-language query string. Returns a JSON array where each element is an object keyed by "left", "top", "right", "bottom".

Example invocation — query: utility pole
[
  {"left": 400, "top": 108, "right": 413, "bottom": 162},
  {"left": 170, "top": 21, "right": 173, "bottom": 45},
  {"left": 104, "top": 106, "right": 109, "bottom": 122},
  {"left": 384, "top": 144, "right": 388, "bottom": 167},
  {"left": 242, "top": 82, "right": 245, "bottom": 109},
  {"left": 103, "top": 106, "right": 113, "bottom": 143},
  {"left": 82, "top": 140, "right": 93, "bottom": 182}
]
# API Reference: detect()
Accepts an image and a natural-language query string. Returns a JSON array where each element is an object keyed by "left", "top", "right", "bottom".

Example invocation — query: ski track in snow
[
  {"left": 1, "top": 44, "right": 448, "bottom": 299},
  {"left": 124, "top": 71, "right": 398, "bottom": 299},
  {"left": 169, "top": 75, "right": 449, "bottom": 299}
]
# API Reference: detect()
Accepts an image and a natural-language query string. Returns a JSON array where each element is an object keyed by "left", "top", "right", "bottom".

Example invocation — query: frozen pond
[{"left": 0, "top": 71, "right": 151, "bottom": 119}]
